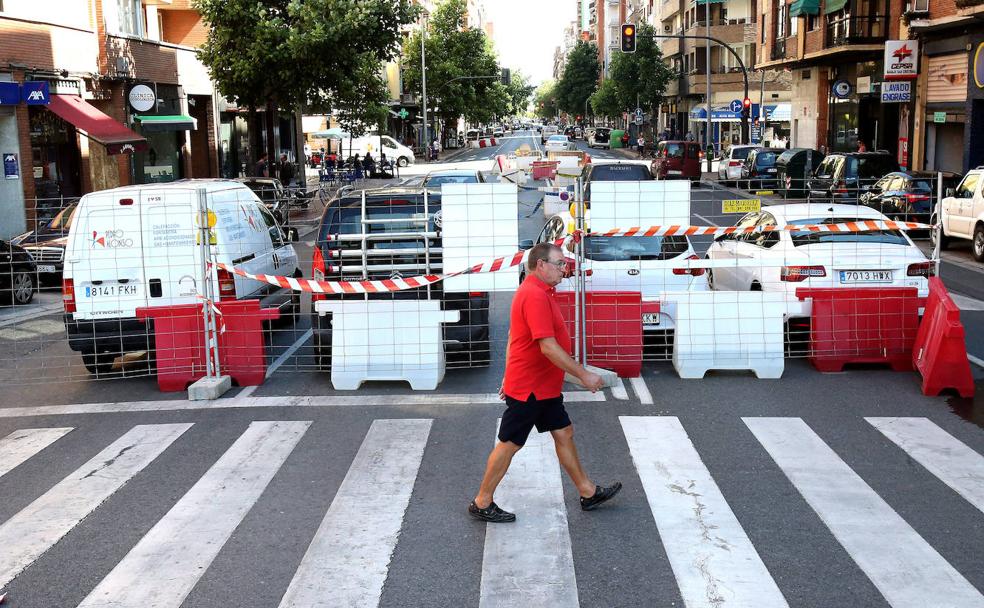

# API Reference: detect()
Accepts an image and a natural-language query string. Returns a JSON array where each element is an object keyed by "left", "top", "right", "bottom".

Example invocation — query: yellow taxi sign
[{"left": 722, "top": 199, "right": 761, "bottom": 214}]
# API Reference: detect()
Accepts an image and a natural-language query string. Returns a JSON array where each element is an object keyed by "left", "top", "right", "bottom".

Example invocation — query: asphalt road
[{"left": 1, "top": 129, "right": 983, "bottom": 608}]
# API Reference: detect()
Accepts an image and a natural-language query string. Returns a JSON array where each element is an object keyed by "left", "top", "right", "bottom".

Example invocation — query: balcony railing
[
  {"left": 825, "top": 14, "right": 888, "bottom": 46},
  {"left": 771, "top": 38, "right": 787, "bottom": 60}
]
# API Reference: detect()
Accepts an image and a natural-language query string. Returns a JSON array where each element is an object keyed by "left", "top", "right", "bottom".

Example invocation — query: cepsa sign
[{"left": 884, "top": 40, "right": 918, "bottom": 81}]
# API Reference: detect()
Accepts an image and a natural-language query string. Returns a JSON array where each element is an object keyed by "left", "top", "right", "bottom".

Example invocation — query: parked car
[
  {"left": 651, "top": 141, "right": 702, "bottom": 182},
  {"left": 11, "top": 202, "right": 77, "bottom": 282},
  {"left": 422, "top": 169, "right": 486, "bottom": 190},
  {"left": 63, "top": 181, "right": 300, "bottom": 376},
  {"left": 493, "top": 126, "right": 505, "bottom": 138},
  {"left": 705, "top": 203, "right": 932, "bottom": 313},
  {"left": 717, "top": 145, "right": 758, "bottom": 184},
  {"left": 934, "top": 167, "right": 984, "bottom": 261},
  {"left": 775, "top": 148, "right": 825, "bottom": 199},
  {"left": 465, "top": 129, "right": 481, "bottom": 143},
  {"left": 859, "top": 171, "right": 961, "bottom": 224},
  {"left": 544, "top": 135, "right": 576, "bottom": 153},
  {"left": 581, "top": 161, "right": 653, "bottom": 205},
  {"left": 589, "top": 127, "right": 611, "bottom": 149},
  {"left": 311, "top": 186, "right": 490, "bottom": 369},
  {"left": 742, "top": 148, "right": 785, "bottom": 189},
  {"left": 807, "top": 152, "right": 900, "bottom": 204},
  {"left": 0, "top": 240, "right": 37, "bottom": 306},
  {"left": 237, "top": 177, "right": 295, "bottom": 224}
]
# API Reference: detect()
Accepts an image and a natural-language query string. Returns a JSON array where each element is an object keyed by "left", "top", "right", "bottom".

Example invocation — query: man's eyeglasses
[{"left": 545, "top": 259, "right": 567, "bottom": 269}]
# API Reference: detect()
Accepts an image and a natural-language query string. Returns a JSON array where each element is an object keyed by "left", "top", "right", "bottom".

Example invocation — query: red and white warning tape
[{"left": 595, "top": 219, "right": 931, "bottom": 238}]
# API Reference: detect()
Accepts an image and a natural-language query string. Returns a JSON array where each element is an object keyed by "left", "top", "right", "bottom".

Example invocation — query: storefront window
[
  {"left": 29, "top": 106, "right": 82, "bottom": 219},
  {"left": 830, "top": 97, "right": 859, "bottom": 152},
  {"left": 130, "top": 83, "right": 186, "bottom": 184}
]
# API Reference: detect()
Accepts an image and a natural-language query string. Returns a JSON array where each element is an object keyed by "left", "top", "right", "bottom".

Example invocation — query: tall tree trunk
[
  {"left": 248, "top": 105, "right": 259, "bottom": 177},
  {"left": 265, "top": 99, "right": 277, "bottom": 175}
]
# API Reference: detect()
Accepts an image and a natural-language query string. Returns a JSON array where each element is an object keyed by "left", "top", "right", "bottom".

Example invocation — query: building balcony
[
  {"left": 661, "top": 36, "right": 681, "bottom": 57},
  {"left": 683, "top": 19, "right": 754, "bottom": 47},
  {"left": 685, "top": 69, "right": 748, "bottom": 95},
  {"left": 771, "top": 38, "right": 787, "bottom": 61},
  {"left": 825, "top": 15, "right": 888, "bottom": 46},
  {"left": 665, "top": 77, "right": 681, "bottom": 97}
]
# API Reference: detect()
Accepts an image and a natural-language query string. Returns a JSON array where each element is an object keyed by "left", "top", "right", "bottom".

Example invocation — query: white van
[
  {"left": 339, "top": 135, "right": 415, "bottom": 167},
  {"left": 62, "top": 180, "right": 300, "bottom": 376}
]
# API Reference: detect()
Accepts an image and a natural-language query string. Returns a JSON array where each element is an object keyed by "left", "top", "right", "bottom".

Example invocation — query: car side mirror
[
  {"left": 284, "top": 227, "right": 299, "bottom": 243},
  {"left": 519, "top": 239, "right": 535, "bottom": 250}
]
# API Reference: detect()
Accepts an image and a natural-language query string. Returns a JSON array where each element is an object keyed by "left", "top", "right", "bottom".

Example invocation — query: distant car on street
[
  {"left": 0, "top": 240, "right": 37, "bottom": 306},
  {"left": 717, "top": 145, "right": 758, "bottom": 184},
  {"left": 11, "top": 202, "right": 77, "bottom": 282},
  {"left": 544, "top": 135, "right": 576, "bottom": 153},
  {"left": 541, "top": 125, "right": 559, "bottom": 144},
  {"left": 859, "top": 170, "right": 960, "bottom": 224},
  {"left": 741, "top": 148, "right": 785, "bottom": 190},
  {"left": 934, "top": 167, "right": 984, "bottom": 261},
  {"left": 651, "top": 141, "right": 702, "bottom": 182},
  {"left": 807, "top": 152, "right": 900, "bottom": 204},
  {"left": 589, "top": 127, "right": 611, "bottom": 149}
]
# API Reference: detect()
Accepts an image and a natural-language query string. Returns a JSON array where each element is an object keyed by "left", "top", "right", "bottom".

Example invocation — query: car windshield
[
  {"left": 326, "top": 202, "right": 439, "bottom": 248},
  {"left": 731, "top": 147, "right": 753, "bottom": 160},
  {"left": 426, "top": 175, "right": 478, "bottom": 186},
  {"left": 664, "top": 143, "right": 684, "bottom": 158},
  {"left": 856, "top": 156, "right": 898, "bottom": 179},
  {"left": 589, "top": 164, "right": 651, "bottom": 181},
  {"left": 789, "top": 217, "right": 909, "bottom": 247},
  {"left": 755, "top": 151, "right": 778, "bottom": 166},
  {"left": 584, "top": 235, "right": 689, "bottom": 261},
  {"left": 548, "top": 136, "right": 568, "bottom": 142},
  {"left": 48, "top": 204, "right": 78, "bottom": 231}
]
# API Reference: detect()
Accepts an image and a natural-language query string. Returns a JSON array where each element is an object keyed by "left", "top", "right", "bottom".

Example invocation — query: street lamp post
[
  {"left": 420, "top": 13, "right": 429, "bottom": 163},
  {"left": 705, "top": 0, "right": 712, "bottom": 173}
]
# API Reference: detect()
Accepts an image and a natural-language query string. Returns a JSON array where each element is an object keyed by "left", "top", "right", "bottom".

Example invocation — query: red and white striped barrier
[{"left": 595, "top": 219, "right": 932, "bottom": 238}]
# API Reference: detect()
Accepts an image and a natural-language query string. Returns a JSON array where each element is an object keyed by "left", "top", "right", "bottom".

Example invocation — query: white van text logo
[{"left": 91, "top": 229, "right": 134, "bottom": 249}]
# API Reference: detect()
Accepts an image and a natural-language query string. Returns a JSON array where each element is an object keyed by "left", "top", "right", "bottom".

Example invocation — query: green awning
[
  {"left": 135, "top": 114, "right": 198, "bottom": 132},
  {"left": 790, "top": 0, "right": 820, "bottom": 16},
  {"left": 824, "top": 0, "right": 848, "bottom": 14}
]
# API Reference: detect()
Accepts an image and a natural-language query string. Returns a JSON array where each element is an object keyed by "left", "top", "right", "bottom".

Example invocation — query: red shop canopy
[{"left": 46, "top": 94, "right": 148, "bottom": 155}]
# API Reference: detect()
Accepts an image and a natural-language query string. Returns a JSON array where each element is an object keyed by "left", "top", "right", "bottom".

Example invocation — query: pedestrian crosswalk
[{"left": 0, "top": 415, "right": 982, "bottom": 607}]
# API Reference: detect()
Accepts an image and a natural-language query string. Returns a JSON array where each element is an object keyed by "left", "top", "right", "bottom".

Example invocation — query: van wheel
[
  {"left": 398, "top": 156, "right": 409, "bottom": 168},
  {"left": 82, "top": 350, "right": 117, "bottom": 376},
  {"left": 930, "top": 216, "right": 949, "bottom": 250},
  {"left": 973, "top": 224, "right": 984, "bottom": 262}
]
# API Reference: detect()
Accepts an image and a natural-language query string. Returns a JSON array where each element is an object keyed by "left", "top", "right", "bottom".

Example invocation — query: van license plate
[
  {"left": 840, "top": 270, "right": 892, "bottom": 283},
  {"left": 668, "top": 170, "right": 682, "bottom": 175},
  {"left": 642, "top": 313, "right": 660, "bottom": 326},
  {"left": 37, "top": 265, "right": 56, "bottom": 273},
  {"left": 84, "top": 284, "right": 139, "bottom": 297}
]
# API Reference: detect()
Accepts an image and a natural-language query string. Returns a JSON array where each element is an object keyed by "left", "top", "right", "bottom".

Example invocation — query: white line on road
[
  {"left": 79, "top": 421, "right": 310, "bottom": 608},
  {"left": 278, "top": 419, "right": 430, "bottom": 608},
  {"left": 628, "top": 376, "right": 653, "bottom": 404},
  {"left": 611, "top": 377, "right": 628, "bottom": 400},
  {"left": 479, "top": 420, "right": 579, "bottom": 608},
  {"left": 0, "top": 427, "right": 73, "bottom": 479},
  {"left": 238, "top": 328, "right": 314, "bottom": 400},
  {"left": 968, "top": 354, "right": 984, "bottom": 369},
  {"left": 868, "top": 417, "right": 984, "bottom": 515},
  {"left": 0, "top": 423, "right": 192, "bottom": 589},
  {"left": 621, "top": 416, "right": 789, "bottom": 608},
  {"left": 693, "top": 213, "right": 720, "bottom": 227},
  {"left": 745, "top": 417, "right": 984, "bottom": 608}
]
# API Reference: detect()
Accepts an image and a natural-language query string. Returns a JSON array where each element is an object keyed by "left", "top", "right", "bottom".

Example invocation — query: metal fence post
[
  {"left": 933, "top": 171, "right": 943, "bottom": 276},
  {"left": 197, "top": 187, "right": 220, "bottom": 378},
  {"left": 574, "top": 175, "right": 587, "bottom": 364}
]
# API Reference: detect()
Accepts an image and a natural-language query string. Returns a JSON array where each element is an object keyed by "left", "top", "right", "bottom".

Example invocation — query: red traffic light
[{"left": 742, "top": 97, "right": 751, "bottom": 108}]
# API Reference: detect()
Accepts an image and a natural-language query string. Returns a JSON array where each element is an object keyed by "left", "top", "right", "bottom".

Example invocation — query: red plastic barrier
[
  {"left": 490, "top": 137, "right": 497, "bottom": 146},
  {"left": 796, "top": 287, "right": 923, "bottom": 372},
  {"left": 912, "top": 277, "right": 975, "bottom": 398},
  {"left": 531, "top": 161, "right": 559, "bottom": 180},
  {"left": 553, "top": 291, "right": 643, "bottom": 378},
  {"left": 478, "top": 139, "right": 487, "bottom": 148},
  {"left": 136, "top": 300, "right": 279, "bottom": 392}
]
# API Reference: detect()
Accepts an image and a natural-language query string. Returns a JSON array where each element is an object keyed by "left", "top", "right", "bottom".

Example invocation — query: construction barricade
[
  {"left": 795, "top": 287, "right": 923, "bottom": 372},
  {"left": 553, "top": 291, "right": 644, "bottom": 378},
  {"left": 912, "top": 277, "right": 975, "bottom": 398},
  {"left": 531, "top": 161, "right": 559, "bottom": 181}
]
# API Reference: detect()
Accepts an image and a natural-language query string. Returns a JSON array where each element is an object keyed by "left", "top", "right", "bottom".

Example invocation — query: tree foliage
[
  {"left": 589, "top": 78, "right": 621, "bottom": 119},
  {"left": 533, "top": 81, "right": 559, "bottom": 119},
  {"left": 555, "top": 42, "right": 599, "bottom": 116},
  {"left": 505, "top": 71, "right": 536, "bottom": 117},
  {"left": 607, "top": 23, "right": 675, "bottom": 115}
]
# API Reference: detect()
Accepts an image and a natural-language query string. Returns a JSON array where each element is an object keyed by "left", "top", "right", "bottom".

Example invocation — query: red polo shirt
[{"left": 502, "top": 275, "right": 572, "bottom": 401}]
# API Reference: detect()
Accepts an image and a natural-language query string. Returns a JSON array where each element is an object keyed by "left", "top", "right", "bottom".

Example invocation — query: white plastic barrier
[
  {"left": 662, "top": 291, "right": 788, "bottom": 379},
  {"left": 315, "top": 300, "right": 460, "bottom": 390},
  {"left": 441, "top": 183, "right": 521, "bottom": 293},
  {"left": 589, "top": 181, "right": 690, "bottom": 230}
]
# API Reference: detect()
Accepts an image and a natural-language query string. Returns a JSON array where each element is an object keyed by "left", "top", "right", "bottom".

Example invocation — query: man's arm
[{"left": 538, "top": 337, "right": 603, "bottom": 392}]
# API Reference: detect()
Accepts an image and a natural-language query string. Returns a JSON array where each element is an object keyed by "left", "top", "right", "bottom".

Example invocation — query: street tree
[
  {"left": 533, "top": 81, "right": 560, "bottom": 119},
  {"left": 589, "top": 78, "right": 621, "bottom": 121},
  {"left": 555, "top": 42, "right": 599, "bottom": 117},
  {"left": 608, "top": 23, "right": 675, "bottom": 125},
  {"left": 195, "top": 0, "right": 417, "bottom": 169},
  {"left": 331, "top": 55, "right": 391, "bottom": 158},
  {"left": 505, "top": 71, "right": 536, "bottom": 117}
]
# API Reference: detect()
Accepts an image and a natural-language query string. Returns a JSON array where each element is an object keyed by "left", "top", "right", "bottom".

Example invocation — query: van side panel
[
  {"left": 212, "top": 190, "right": 274, "bottom": 298},
  {"left": 141, "top": 189, "right": 199, "bottom": 307}
]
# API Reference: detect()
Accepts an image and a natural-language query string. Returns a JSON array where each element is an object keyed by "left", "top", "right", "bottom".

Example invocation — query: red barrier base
[
  {"left": 796, "top": 288, "right": 923, "bottom": 373},
  {"left": 553, "top": 291, "right": 643, "bottom": 378},
  {"left": 913, "top": 277, "right": 975, "bottom": 398}
]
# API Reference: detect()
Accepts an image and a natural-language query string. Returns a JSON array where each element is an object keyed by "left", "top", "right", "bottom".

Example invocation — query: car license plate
[
  {"left": 840, "top": 270, "right": 893, "bottom": 283},
  {"left": 642, "top": 313, "right": 660, "bottom": 326},
  {"left": 766, "top": 168, "right": 777, "bottom": 173},
  {"left": 37, "top": 265, "right": 56, "bottom": 273},
  {"left": 668, "top": 170, "right": 682, "bottom": 175},
  {"left": 83, "top": 284, "right": 139, "bottom": 297}
]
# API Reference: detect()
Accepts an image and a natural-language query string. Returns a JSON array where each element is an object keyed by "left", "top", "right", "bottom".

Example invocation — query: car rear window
[
  {"left": 731, "top": 147, "right": 753, "bottom": 160},
  {"left": 755, "top": 151, "right": 778, "bottom": 165},
  {"left": 664, "top": 143, "right": 684, "bottom": 158},
  {"left": 584, "top": 235, "right": 688, "bottom": 261},
  {"left": 856, "top": 156, "right": 899, "bottom": 179},
  {"left": 589, "top": 164, "right": 652, "bottom": 181},
  {"left": 324, "top": 201, "right": 438, "bottom": 247},
  {"left": 426, "top": 175, "right": 478, "bottom": 186},
  {"left": 789, "top": 217, "right": 909, "bottom": 247}
]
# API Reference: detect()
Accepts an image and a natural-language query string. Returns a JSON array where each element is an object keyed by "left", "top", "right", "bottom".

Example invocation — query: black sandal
[{"left": 468, "top": 500, "right": 516, "bottom": 523}]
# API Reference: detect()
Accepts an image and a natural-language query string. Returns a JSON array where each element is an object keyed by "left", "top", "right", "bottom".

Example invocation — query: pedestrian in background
[
  {"left": 254, "top": 152, "right": 269, "bottom": 178},
  {"left": 468, "top": 243, "right": 622, "bottom": 523},
  {"left": 857, "top": 140, "right": 868, "bottom": 153},
  {"left": 637, "top": 134, "right": 646, "bottom": 156},
  {"left": 277, "top": 153, "right": 295, "bottom": 186}
]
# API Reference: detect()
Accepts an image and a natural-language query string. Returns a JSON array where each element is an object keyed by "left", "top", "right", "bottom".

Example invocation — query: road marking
[
  {"left": 611, "top": 377, "right": 628, "bottom": 399},
  {"left": 0, "top": 427, "right": 73, "bottom": 479},
  {"left": 949, "top": 292, "right": 984, "bottom": 311},
  {"left": 0, "top": 391, "right": 605, "bottom": 418},
  {"left": 628, "top": 376, "right": 653, "bottom": 404},
  {"left": 621, "top": 416, "right": 789, "bottom": 608},
  {"left": 0, "top": 423, "right": 192, "bottom": 589},
  {"left": 693, "top": 213, "right": 720, "bottom": 227},
  {"left": 278, "top": 419, "right": 430, "bottom": 608},
  {"left": 238, "top": 328, "right": 314, "bottom": 399},
  {"left": 868, "top": 417, "right": 984, "bottom": 515},
  {"left": 745, "top": 417, "right": 984, "bottom": 608},
  {"left": 0, "top": 303, "right": 63, "bottom": 329},
  {"left": 78, "top": 421, "right": 309, "bottom": 608},
  {"left": 479, "top": 420, "right": 579, "bottom": 608},
  {"left": 968, "top": 353, "right": 984, "bottom": 369}
]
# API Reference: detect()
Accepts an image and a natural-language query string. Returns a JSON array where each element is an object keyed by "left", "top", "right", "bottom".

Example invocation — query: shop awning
[
  {"left": 824, "top": 0, "right": 848, "bottom": 14},
  {"left": 135, "top": 114, "right": 198, "bottom": 132},
  {"left": 790, "top": 0, "right": 820, "bottom": 17},
  {"left": 46, "top": 94, "right": 147, "bottom": 155},
  {"left": 689, "top": 103, "right": 762, "bottom": 122},
  {"left": 766, "top": 103, "right": 792, "bottom": 121}
]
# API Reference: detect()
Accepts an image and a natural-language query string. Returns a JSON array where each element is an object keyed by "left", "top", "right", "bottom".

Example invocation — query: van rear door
[{"left": 141, "top": 189, "right": 199, "bottom": 307}]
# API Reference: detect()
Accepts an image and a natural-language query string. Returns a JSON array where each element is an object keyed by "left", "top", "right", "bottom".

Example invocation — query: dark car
[
  {"left": 11, "top": 202, "right": 77, "bottom": 282},
  {"left": 651, "top": 141, "right": 702, "bottom": 182},
  {"left": 807, "top": 152, "right": 900, "bottom": 204},
  {"left": 237, "top": 177, "right": 307, "bottom": 224},
  {"left": 742, "top": 148, "right": 785, "bottom": 189},
  {"left": 0, "top": 240, "right": 37, "bottom": 306},
  {"left": 859, "top": 171, "right": 962, "bottom": 223},
  {"left": 310, "top": 187, "right": 489, "bottom": 369},
  {"left": 775, "top": 148, "right": 825, "bottom": 199}
]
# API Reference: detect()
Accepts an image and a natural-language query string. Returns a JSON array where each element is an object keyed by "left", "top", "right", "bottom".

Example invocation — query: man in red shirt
[{"left": 469, "top": 243, "right": 622, "bottom": 523}]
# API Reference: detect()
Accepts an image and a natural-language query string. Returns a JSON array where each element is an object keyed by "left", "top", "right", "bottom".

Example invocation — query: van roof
[{"left": 83, "top": 179, "right": 252, "bottom": 197}]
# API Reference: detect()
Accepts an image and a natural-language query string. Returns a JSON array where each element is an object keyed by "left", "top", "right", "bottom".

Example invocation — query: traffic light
[
  {"left": 620, "top": 24, "right": 636, "bottom": 53},
  {"left": 500, "top": 68, "right": 511, "bottom": 85},
  {"left": 741, "top": 97, "right": 751, "bottom": 120}
]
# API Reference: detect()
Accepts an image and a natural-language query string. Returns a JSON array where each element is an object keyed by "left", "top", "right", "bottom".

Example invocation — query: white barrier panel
[
  {"left": 589, "top": 181, "right": 690, "bottom": 230},
  {"left": 441, "top": 183, "right": 521, "bottom": 293},
  {"left": 662, "top": 291, "right": 788, "bottom": 379},
  {"left": 315, "top": 300, "right": 460, "bottom": 390}
]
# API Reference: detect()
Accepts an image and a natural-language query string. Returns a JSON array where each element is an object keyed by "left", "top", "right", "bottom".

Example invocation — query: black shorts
[{"left": 498, "top": 393, "right": 572, "bottom": 447}]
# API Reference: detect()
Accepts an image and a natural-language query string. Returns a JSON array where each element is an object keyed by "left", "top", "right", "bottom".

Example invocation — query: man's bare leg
[
  {"left": 474, "top": 440, "right": 523, "bottom": 508},
  {"left": 551, "top": 425, "right": 596, "bottom": 498}
]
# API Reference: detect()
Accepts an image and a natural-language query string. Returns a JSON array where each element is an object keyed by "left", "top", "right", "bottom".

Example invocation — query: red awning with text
[{"left": 46, "top": 94, "right": 148, "bottom": 155}]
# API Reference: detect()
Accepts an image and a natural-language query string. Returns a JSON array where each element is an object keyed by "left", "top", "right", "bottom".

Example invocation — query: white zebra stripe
[
  {"left": 0, "top": 424, "right": 192, "bottom": 589},
  {"left": 0, "top": 427, "right": 73, "bottom": 479}
]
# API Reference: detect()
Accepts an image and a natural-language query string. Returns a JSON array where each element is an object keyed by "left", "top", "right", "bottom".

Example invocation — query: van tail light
[
  {"left": 907, "top": 261, "right": 935, "bottom": 277},
  {"left": 216, "top": 268, "right": 237, "bottom": 301},
  {"left": 311, "top": 247, "right": 328, "bottom": 302},
  {"left": 904, "top": 193, "right": 930, "bottom": 205},
  {"left": 62, "top": 278, "right": 76, "bottom": 314},
  {"left": 781, "top": 265, "right": 827, "bottom": 282},
  {"left": 673, "top": 254, "right": 705, "bottom": 276}
]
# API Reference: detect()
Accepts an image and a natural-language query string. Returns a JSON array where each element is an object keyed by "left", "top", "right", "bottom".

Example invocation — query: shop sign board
[
  {"left": 832, "top": 80, "right": 852, "bottom": 99},
  {"left": 128, "top": 85, "right": 156, "bottom": 112},
  {"left": 0, "top": 83, "right": 19, "bottom": 105},
  {"left": 884, "top": 40, "right": 918, "bottom": 81},
  {"left": 21, "top": 81, "right": 50, "bottom": 105},
  {"left": 934, "top": 112, "right": 947, "bottom": 123},
  {"left": 3, "top": 154, "right": 18, "bottom": 180},
  {"left": 881, "top": 81, "right": 911, "bottom": 103}
]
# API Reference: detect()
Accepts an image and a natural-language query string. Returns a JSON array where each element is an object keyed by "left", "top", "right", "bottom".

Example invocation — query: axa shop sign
[{"left": 884, "top": 40, "right": 918, "bottom": 81}]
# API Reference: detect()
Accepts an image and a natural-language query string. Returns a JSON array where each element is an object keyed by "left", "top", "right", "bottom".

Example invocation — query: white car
[
  {"left": 541, "top": 125, "right": 559, "bottom": 144},
  {"left": 935, "top": 167, "right": 984, "bottom": 261},
  {"left": 705, "top": 203, "right": 932, "bottom": 315},
  {"left": 717, "top": 145, "right": 759, "bottom": 184},
  {"left": 544, "top": 135, "right": 576, "bottom": 153}
]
